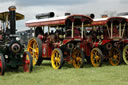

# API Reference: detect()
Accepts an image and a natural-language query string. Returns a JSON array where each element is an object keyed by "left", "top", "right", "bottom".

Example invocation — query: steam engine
[
  {"left": 0, "top": 6, "right": 23, "bottom": 55},
  {"left": 0, "top": 6, "right": 32, "bottom": 76}
]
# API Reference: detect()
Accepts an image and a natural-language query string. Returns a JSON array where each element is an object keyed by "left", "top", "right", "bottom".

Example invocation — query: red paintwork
[
  {"left": 101, "top": 40, "right": 111, "bottom": 45},
  {"left": 0, "top": 61, "right": 1, "bottom": 67},
  {"left": 26, "top": 15, "right": 92, "bottom": 27},
  {"left": 63, "top": 39, "right": 73, "bottom": 45},
  {"left": 48, "top": 43, "right": 54, "bottom": 58},
  {"left": 23, "top": 55, "right": 30, "bottom": 72},
  {"left": 82, "top": 16, "right": 128, "bottom": 58},
  {"left": 122, "top": 39, "right": 128, "bottom": 43},
  {"left": 92, "top": 20, "right": 107, "bottom": 26},
  {"left": 81, "top": 41, "right": 91, "bottom": 57},
  {"left": 108, "top": 17, "right": 128, "bottom": 22},
  {"left": 81, "top": 16, "right": 128, "bottom": 57},
  {"left": 27, "top": 15, "right": 93, "bottom": 62},
  {"left": 42, "top": 43, "right": 54, "bottom": 58},
  {"left": 26, "top": 19, "right": 65, "bottom": 27},
  {"left": 42, "top": 43, "right": 48, "bottom": 58},
  {"left": 64, "top": 56, "right": 71, "bottom": 62},
  {"left": 92, "top": 17, "right": 128, "bottom": 26},
  {"left": 37, "top": 34, "right": 44, "bottom": 40},
  {"left": 23, "top": 63, "right": 29, "bottom": 72}
]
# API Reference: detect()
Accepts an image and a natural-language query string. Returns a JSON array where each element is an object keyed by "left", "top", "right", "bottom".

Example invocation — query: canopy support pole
[{"left": 72, "top": 22, "right": 74, "bottom": 38}]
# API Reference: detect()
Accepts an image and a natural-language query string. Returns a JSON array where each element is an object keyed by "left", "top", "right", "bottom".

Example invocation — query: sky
[{"left": 0, "top": 0, "right": 128, "bottom": 31}]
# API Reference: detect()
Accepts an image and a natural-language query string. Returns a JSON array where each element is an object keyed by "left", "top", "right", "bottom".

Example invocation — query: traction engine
[{"left": 0, "top": 6, "right": 33, "bottom": 75}]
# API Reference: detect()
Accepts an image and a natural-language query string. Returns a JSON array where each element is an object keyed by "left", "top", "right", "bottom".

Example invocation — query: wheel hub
[{"left": 113, "top": 55, "right": 118, "bottom": 59}]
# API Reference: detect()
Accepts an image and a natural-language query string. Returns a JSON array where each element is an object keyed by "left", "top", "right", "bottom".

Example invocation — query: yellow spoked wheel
[
  {"left": 90, "top": 48, "right": 103, "bottom": 67},
  {"left": 123, "top": 45, "right": 128, "bottom": 64},
  {"left": 72, "top": 48, "right": 84, "bottom": 68},
  {"left": 27, "top": 37, "right": 42, "bottom": 66},
  {"left": 109, "top": 48, "right": 122, "bottom": 66},
  {"left": 51, "top": 48, "right": 64, "bottom": 69}
]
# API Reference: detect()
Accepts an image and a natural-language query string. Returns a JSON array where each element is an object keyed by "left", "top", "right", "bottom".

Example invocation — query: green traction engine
[{"left": 0, "top": 6, "right": 33, "bottom": 75}]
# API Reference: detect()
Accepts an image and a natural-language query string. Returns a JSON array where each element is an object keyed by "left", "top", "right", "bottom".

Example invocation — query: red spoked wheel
[
  {"left": 23, "top": 51, "right": 33, "bottom": 72},
  {"left": 0, "top": 53, "right": 5, "bottom": 75}
]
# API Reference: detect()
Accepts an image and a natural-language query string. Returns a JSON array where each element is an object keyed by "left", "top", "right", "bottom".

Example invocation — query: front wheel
[
  {"left": 123, "top": 45, "right": 128, "bottom": 64},
  {"left": 51, "top": 48, "right": 64, "bottom": 69},
  {"left": 90, "top": 48, "right": 103, "bottom": 67},
  {"left": 72, "top": 48, "right": 84, "bottom": 68},
  {"left": 0, "top": 53, "right": 5, "bottom": 75},
  {"left": 27, "top": 37, "right": 42, "bottom": 66},
  {"left": 23, "top": 51, "right": 33, "bottom": 72},
  {"left": 109, "top": 48, "right": 122, "bottom": 66}
]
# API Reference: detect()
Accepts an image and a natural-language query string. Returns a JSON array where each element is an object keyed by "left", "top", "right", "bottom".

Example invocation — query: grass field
[{"left": 0, "top": 60, "right": 128, "bottom": 85}]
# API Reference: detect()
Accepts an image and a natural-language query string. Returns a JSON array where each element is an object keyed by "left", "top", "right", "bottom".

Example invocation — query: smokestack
[
  {"left": 101, "top": 14, "right": 108, "bottom": 18},
  {"left": 117, "top": 12, "right": 128, "bottom": 16},
  {"left": 87, "top": 13, "right": 95, "bottom": 19},
  {"left": 8, "top": 6, "right": 16, "bottom": 34},
  {"left": 90, "top": 13, "right": 95, "bottom": 19},
  {"left": 36, "top": 12, "right": 55, "bottom": 19},
  {"left": 65, "top": 13, "right": 71, "bottom": 16}
]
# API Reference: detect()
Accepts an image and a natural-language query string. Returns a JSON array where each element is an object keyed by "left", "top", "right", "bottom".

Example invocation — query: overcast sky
[{"left": 0, "top": 0, "right": 128, "bottom": 31}]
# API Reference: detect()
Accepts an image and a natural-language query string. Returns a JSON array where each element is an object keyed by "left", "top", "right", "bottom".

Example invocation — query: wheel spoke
[
  {"left": 72, "top": 49, "right": 84, "bottom": 68},
  {"left": 125, "top": 49, "right": 128, "bottom": 61},
  {"left": 33, "top": 57, "right": 37, "bottom": 64},
  {"left": 93, "top": 55, "right": 96, "bottom": 61},
  {"left": 109, "top": 48, "right": 120, "bottom": 65},
  {"left": 91, "top": 48, "right": 103, "bottom": 67},
  {"left": 28, "top": 47, "right": 33, "bottom": 51},
  {"left": 125, "top": 56, "right": 128, "bottom": 60}
]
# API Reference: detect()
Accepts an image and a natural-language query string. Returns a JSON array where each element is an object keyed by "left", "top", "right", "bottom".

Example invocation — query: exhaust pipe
[
  {"left": 36, "top": 12, "right": 55, "bottom": 19},
  {"left": 8, "top": 6, "right": 16, "bottom": 34},
  {"left": 65, "top": 13, "right": 71, "bottom": 16},
  {"left": 89, "top": 13, "right": 95, "bottom": 19}
]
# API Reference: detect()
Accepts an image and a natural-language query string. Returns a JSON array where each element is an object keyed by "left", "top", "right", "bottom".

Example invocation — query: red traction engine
[
  {"left": 0, "top": 6, "right": 33, "bottom": 75},
  {"left": 25, "top": 13, "right": 92, "bottom": 69},
  {"left": 84, "top": 16, "right": 128, "bottom": 67}
]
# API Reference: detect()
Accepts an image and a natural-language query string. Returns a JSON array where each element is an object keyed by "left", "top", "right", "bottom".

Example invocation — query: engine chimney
[
  {"left": 90, "top": 14, "right": 95, "bottom": 19},
  {"left": 87, "top": 13, "right": 95, "bottom": 19},
  {"left": 8, "top": 6, "right": 16, "bottom": 34},
  {"left": 36, "top": 12, "right": 55, "bottom": 19},
  {"left": 101, "top": 14, "right": 108, "bottom": 18},
  {"left": 65, "top": 13, "right": 71, "bottom": 16}
]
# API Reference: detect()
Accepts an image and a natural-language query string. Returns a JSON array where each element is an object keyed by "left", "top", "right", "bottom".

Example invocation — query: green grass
[{"left": 0, "top": 61, "right": 128, "bottom": 85}]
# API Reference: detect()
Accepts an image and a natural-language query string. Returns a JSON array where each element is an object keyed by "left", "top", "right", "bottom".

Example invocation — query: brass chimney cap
[{"left": 8, "top": 6, "right": 16, "bottom": 11}]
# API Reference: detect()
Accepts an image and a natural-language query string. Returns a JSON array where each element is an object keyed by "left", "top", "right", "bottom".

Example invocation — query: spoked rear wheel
[
  {"left": 109, "top": 48, "right": 122, "bottom": 66},
  {"left": 51, "top": 48, "right": 64, "bottom": 69},
  {"left": 72, "top": 48, "right": 84, "bottom": 68},
  {"left": 0, "top": 53, "right": 5, "bottom": 75},
  {"left": 90, "top": 48, "right": 103, "bottom": 67},
  {"left": 23, "top": 51, "right": 33, "bottom": 72},
  {"left": 122, "top": 45, "right": 128, "bottom": 64},
  {"left": 27, "top": 37, "right": 42, "bottom": 66}
]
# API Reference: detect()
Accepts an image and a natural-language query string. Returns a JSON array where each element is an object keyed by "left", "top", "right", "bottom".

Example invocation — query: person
[
  {"left": 113, "top": 26, "right": 119, "bottom": 36},
  {"left": 0, "top": 26, "right": 3, "bottom": 40},
  {"left": 74, "top": 28, "right": 80, "bottom": 37},
  {"left": 35, "top": 27, "right": 44, "bottom": 37},
  {"left": 89, "top": 27, "right": 97, "bottom": 41},
  {"left": 50, "top": 30, "right": 54, "bottom": 35}
]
